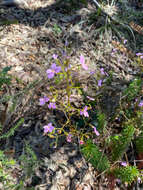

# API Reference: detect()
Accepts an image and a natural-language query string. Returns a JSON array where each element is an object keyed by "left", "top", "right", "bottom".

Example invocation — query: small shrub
[
  {"left": 111, "top": 125, "right": 135, "bottom": 161},
  {"left": 112, "top": 166, "right": 140, "bottom": 184},
  {"left": 135, "top": 132, "right": 143, "bottom": 153},
  {"left": 123, "top": 78, "right": 142, "bottom": 101},
  {"left": 81, "top": 140, "right": 110, "bottom": 172},
  {"left": 19, "top": 144, "right": 38, "bottom": 179},
  {"left": 0, "top": 150, "right": 16, "bottom": 189}
]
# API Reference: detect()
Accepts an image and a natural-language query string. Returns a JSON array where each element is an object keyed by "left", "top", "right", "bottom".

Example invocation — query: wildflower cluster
[
  {"left": 39, "top": 96, "right": 56, "bottom": 109},
  {"left": 36, "top": 46, "right": 143, "bottom": 187},
  {"left": 39, "top": 53, "right": 103, "bottom": 144},
  {"left": 43, "top": 123, "right": 54, "bottom": 133}
]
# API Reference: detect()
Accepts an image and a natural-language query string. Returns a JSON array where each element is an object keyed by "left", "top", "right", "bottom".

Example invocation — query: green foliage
[
  {"left": 135, "top": 132, "right": 143, "bottom": 153},
  {"left": 113, "top": 166, "right": 140, "bottom": 184},
  {"left": 19, "top": 144, "right": 38, "bottom": 178},
  {"left": 53, "top": 24, "right": 62, "bottom": 36},
  {"left": 0, "top": 150, "right": 16, "bottom": 189},
  {"left": 97, "top": 112, "right": 107, "bottom": 132},
  {"left": 81, "top": 140, "right": 110, "bottom": 172},
  {"left": 0, "top": 150, "right": 15, "bottom": 166},
  {"left": 111, "top": 125, "right": 135, "bottom": 161},
  {"left": 0, "top": 118, "right": 24, "bottom": 139},
  {"left": 0, "top": 145, "right": 38, "bottom": 190},
  {"left": 0, "top": 19, "right": 18, "bottom": 26},
  {"left": 88, "top": 8, "right": 102, "bottom": 24},
  {"left": 123, "top": 110, "right": 143, "bottom": 131},
  {"left": 0, "top": 67, "right": 12, "bottom": 90},
  {"left": 123, "top": 78, "right": 142, "bottom": 101}
]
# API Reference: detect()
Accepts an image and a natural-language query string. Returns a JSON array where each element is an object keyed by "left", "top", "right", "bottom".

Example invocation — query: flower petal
[
  {"left": 98, "top": 79, "right": 102, "bottom": 87},
  {"left": 139, "top": 101, "right": 143, "bottom": 107},
  {"left": 93, "top": 127, "right": 100, "bottom": 136},
  {"left": 121, "top": 162, "right": 127, "bottom": 167},
  {"left": 53, "top": 54, "right": 58, "bottom": 59},
  {"left": 39, "top": 98, "right": 45, "bottom": 106},
  {"left": 80, "top": 55, "right": 85, "bottom": 65}
]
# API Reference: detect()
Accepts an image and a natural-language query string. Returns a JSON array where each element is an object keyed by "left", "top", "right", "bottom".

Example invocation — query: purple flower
[
  {"left": 80, "top": 106, "right": 89, "bottom": 117},
  {"left": 44, "top": 96, "right": 50, "bottom": 102},
  {"left": 98, "top": 79, "right": 102, "bottom": 87},
  {"left": 139, "top": 101, "right": 143, "bottom": 107},
  {"left": 65, "top": 40, "right": 68, "bottom": 46},
  {"left": 121, "top": 162, "right": 127, "bottom": 167},
  {"left": 66, "top": 134, "right": 72, "bottom": 142},
  {"left": 43, "top": 123, "right": 54, "bottom": 133},
  {"left": 80, "top": 55, "right": 84, "bottom": 64},
  {"left": 39, "top": 98, "right": 46, "bottom": 106},
  {"left": 46, "top": 63, "right": 61, "bottom": 79},
  {"left": 80, "top": 55, "right": 88, "bottom": 70},
  {"left": 79, "top": 140, "right": 84, "bottom": 145},
  {"left": 111, "top": 49, "right": 117, "bottom": 57},
  {"left": 39, "top": 96, "right": 50, "bottom": 106},
  {"left": 136, "top": 53, "right": 143, "bottom": 60},
  {"left": 48, "top": 102, "right": 56, "bottom": 109},
  {"left": 137, "top": 177, "right": 141, "bottom": 183},
  {"left": 90, "top": 71, "right": 95, "bottom": 75},
  {"left": 100, "top": 68, "right": 108, "bottom": 76},
  {"left": 62, "top": 50, "right": 67, "bottom": 57},
  {"left": 113, "top": 48, "right": 117, "bottom": 52},
  {"left": 53, "top": 54, "right": 58, "bottom": 59},
  {"left": 116, "top": 179, "right": 121, "bottom": 184},
  {"left": 123, "top": 39, "right": 127, "bottom": 44},
  {"left": 93, "top": 127, "right": 100, "bottom": 136},
  {"left": 100, "top": 68, "right": 105, "bottom": 75},
  {"left": 136, "top": 53, "right": 143, "bottom": 56}
]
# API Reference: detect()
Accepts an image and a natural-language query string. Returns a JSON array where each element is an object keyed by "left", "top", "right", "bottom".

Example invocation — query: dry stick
[{"left": 125, "top": 152, "right": 129, "bottom": 165}]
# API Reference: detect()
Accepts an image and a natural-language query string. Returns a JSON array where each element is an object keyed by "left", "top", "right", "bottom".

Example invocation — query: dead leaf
[
  {"left": 107, "top": 173, "right": 116, "bottom": 190},
  {"left": 137, "top": 153, "right": 143, "bottom": 169}
]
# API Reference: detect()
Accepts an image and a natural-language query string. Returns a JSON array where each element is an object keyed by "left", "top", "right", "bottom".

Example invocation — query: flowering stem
[
  {"left": 64, "top": 59, "right": 72, "bottom": 108},
  {"left": 66, "top": 71, "right": 71, "bottom": 107}
]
